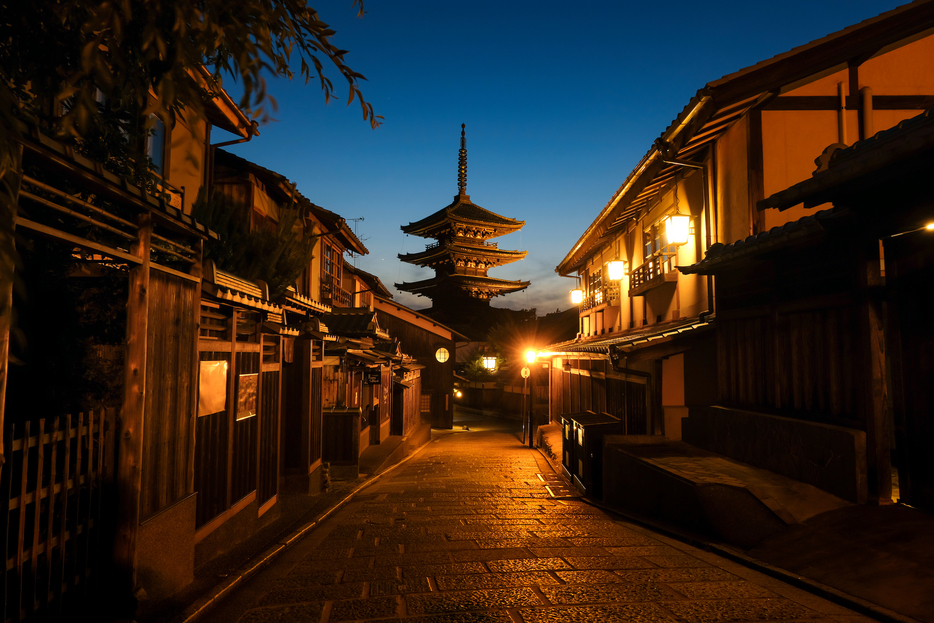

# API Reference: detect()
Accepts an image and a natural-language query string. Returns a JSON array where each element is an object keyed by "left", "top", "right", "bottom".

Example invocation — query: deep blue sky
[{"left": 224, "top": 0, "right": 907, "bottom": 314}]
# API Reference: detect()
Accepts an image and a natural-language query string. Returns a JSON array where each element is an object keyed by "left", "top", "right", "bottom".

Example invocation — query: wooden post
[
  {"left": 0, "top": 146, "right": 22, "bottom": 477},
  {"left": 188, "top": 238, "right": 203, "bottom": 496},
  {"left": 857, "top": 238, "right": 891, "bottom": 504},
  {"left": 114, "top": 212, "right": 151, "bottom": 609}
]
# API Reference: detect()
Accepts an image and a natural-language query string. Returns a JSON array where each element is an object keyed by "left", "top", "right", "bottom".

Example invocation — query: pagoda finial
[{"left": 457, "top": 123, "right": 467, "bottom": 195}]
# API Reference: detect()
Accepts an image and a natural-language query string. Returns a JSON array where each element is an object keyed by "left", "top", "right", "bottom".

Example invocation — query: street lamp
[
  {"left": 482, "top": 356, "right": 497, "bottom": 371},
  {"left": 525, "top": 349, "right": 536, "bottom": 364}
]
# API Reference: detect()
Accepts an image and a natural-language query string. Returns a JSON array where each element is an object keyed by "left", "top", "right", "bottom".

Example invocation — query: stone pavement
[{"left": 188, "top": 414, "right": 876, "bottom": 623}]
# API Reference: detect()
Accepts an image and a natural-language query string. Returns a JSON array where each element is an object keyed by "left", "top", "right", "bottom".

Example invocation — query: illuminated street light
[
  {"left": 525, "top": 350, "right": 536, "bottom": 364},
  {"left": 482, "top": 356, "right": 497, "bottom": 370},
  {"left": 666, "top": 213, "right": 691, "bottom": 245}
]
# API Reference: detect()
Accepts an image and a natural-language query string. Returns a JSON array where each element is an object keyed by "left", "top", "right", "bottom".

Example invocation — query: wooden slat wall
[
  {"left": 195, "top": 351, "right": 230, "bottom": 528},
  {"left": 1, "top": 410, "right": 115, "bottom": 622},
  {"left": 309, "top": 367, "right": 323, "bottom": 465},
  {"left": 322, "top": 411, "right": 359, "bottom": 464},
  {"left": 141, "top": 272, "right": 198, "bottom": 520},
  {"left": 718, "top": 306, "right": 858, "bottom": 422},
  {"left": 232, "top": 351, "right": 259, "bottom": 504},
  {"left": 403, "top": 376, "right": 422, "bottom": 435},
  {"left": 258, "top": 369, "right": 279, "bottom": 506}
]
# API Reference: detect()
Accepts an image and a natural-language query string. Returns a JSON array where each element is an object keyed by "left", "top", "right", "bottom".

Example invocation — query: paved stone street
[{"left": 196, "top": 415, "right": 874, "bottom": 623}]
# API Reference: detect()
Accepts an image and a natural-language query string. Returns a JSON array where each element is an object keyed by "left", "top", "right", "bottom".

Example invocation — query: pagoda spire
[{"left": 457, "top": 124, "right": 467, "bottom": 196}]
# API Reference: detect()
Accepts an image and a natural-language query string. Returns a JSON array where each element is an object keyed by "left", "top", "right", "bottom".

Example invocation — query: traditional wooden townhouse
[
  {"left": 687, "top": 108, "right": 934, "bottom": 513},
  {"left": 546, "top": 0, "right": 934, "bottom": 515},
  {"left": 1, "top": 77, "right": 256, "bottom": 619}
]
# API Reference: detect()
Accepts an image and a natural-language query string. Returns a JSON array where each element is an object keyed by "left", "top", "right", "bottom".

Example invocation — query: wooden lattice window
[
  {"left": 263, "top": 335, "right": 280, "bottom": 365},
  {"left": 420, "top": 392, "right": 432, "bottom": 413},
  {"left": 200, "top": 302, "right": 230, "bottom": 341}
]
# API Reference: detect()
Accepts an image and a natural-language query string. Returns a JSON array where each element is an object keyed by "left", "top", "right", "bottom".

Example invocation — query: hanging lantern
[
  {"left": 570, "top": 289, "right": 584, "bottom": 305},
  {"left": 666, "top": 214, "right": 691, "bottom": 246},
  {"left": 607, "top": 260, "right": 627, "bottom": 281}
]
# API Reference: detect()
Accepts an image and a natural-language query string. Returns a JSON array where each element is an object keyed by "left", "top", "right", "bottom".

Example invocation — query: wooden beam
[
  {"left": 114, "top": 213, "right": 150, "bottom": 606},
  {"left": 15, "top": 217, "right": 143, "bottom": 265}
]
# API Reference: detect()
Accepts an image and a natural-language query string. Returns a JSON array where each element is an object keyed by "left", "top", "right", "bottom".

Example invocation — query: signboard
[
  {"left": 521, "top": 367, "right": 531, "bottom": 379},
  {"left": 236, "top": 373, "right": 258, "bottom": 420},
  {"left": 198, "top": 360, "right": 228, "bottom": 416},
  {"left": 366, "top": 369, "right": 381, "bottom": 385}
]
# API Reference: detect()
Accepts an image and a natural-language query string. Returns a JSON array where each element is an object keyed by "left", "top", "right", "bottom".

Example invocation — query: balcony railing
[
  {"left": 321, "top": 274, "right": 353, "bottom": 307},
  {"left": 581, "top": 284, "right": 621, "bottom": 310},
  {"left": 629, "top": 251, "right": 678, "bottom": 296}
]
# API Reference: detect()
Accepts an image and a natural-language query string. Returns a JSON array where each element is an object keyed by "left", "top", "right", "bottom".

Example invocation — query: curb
[
  {"left": 532, "top": 445, "right": 922, "bottom": 623},
  {"left": 174, "top": 439, "right": 431, "bottom": 623}
]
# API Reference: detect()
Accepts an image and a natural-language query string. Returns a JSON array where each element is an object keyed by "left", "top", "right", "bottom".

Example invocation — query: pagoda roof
[
  {"left": 401, "top": 193, "right": 524, "bottom": 239},
  {"left": 395, "top": 273, "right": 530, "bottom": 298},
  {"left": 398, "top": 241, "right": 528, "bottom": 267}
]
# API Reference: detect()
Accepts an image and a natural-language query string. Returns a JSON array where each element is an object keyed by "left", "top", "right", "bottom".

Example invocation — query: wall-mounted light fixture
[{"left": 607, "top": 260, "right": 628, "bottom": 281}]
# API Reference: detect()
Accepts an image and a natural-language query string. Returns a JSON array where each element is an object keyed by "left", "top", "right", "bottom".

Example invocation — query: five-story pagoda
[{"left": 397, "top": 125, "right": 529, "bottom": 318}]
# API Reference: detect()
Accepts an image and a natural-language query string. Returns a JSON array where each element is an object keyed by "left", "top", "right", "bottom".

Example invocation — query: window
[
  {"left": 588, "top": 268, "right": 603, "bottom": 306},
  {"left": 644, "top": 222, "right": 678, "bottom": 272},
  {"left": 147, "top": 116, "right": 167, "bottom": 176}
]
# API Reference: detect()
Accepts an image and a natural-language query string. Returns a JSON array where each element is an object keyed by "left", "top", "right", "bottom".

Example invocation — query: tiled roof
[
  {"left": 679, "top": 208, "right": 842, "bottom": 275},
  {"left": 401, "top": 194, "right": 524, "bottom": 237},
  {"left": 545, "top": 317, "right": 712, "bottom": 355},
  {"left": 759, "top": 107, "right": 934, "bottom": 212}
]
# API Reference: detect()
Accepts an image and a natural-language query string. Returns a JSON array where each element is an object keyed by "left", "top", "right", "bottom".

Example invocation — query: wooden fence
[{"left": 1, "top": 410, "right": 115, "bottom": 622}]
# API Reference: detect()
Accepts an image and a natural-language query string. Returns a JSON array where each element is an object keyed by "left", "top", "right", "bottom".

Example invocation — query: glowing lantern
[
  {"left": 666, "top": 214, "right": 691, "bottom": 246},
  {"left": 607, "top": 260, "right": 627, "bottom": 280},
  {"left": 570, "top": 289, "right": 584, "bottom": 304}
]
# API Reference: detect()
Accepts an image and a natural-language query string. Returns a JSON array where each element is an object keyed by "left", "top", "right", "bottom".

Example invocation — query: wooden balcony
[
  {"left": 581, "top": 284, "right": 621, "bottom": 310},
  {"left": 322, "top": 274, "right": 353, "bottom": 307},
  {"left": 629, "top": 252, "right": 678, "bottom": 296}
]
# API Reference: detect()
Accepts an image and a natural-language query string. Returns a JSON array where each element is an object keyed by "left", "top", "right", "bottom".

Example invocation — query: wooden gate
[{"left": 1, "top": 410, "right": 115, "bottom": 622}]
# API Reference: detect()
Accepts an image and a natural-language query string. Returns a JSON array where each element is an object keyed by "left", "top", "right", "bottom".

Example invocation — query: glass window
[{"left": 147, "top": 116, "right": 166, "bottom": 175}]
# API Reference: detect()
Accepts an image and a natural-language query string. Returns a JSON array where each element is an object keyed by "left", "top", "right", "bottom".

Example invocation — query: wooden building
[
  {"left": 1, "top": 76, "right": 256, "bottom": 619},
  {"left": 545, "top": 0, "right": 934, "bottom": 506},
  {"left": 372, "top": 295, "right": 463, "bottom": 430},
  {"left": 397, "top": 125, "right": 529, "bottom": 336},
  {"left": 712, "top": 107, "right": 934, "bottom": 511}
]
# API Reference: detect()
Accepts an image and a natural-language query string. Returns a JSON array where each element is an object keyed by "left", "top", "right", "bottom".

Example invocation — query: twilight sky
[{"left": 223, "top": 0, "right": 906, "bottom": 315}]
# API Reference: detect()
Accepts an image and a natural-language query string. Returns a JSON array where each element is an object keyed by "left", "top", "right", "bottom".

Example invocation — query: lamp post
[
  {"left": 480, "top": 355, "right": 496, "bottom": 416},
  {"left": 524, "top": 349, "right": 536, "bottom": 448}
]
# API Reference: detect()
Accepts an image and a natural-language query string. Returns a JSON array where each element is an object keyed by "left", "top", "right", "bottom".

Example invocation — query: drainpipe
[
  {"left": 859, "top": 87, "right": 874, "bottom": 141},
  {"left": 208, "top": 120, "right": 259, "bottom": 191},
  {"left": 658, "top": 148, "right": 715, "bottom": 322}
]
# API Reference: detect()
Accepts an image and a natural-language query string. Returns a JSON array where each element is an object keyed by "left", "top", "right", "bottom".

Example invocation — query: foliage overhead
[
  {"left": 1, "top": 0, "right": 380, "bottom": 141},
  {"left": 192, "top": 191, "right": 318, "bottom": 300},
  {"left": 0, "top": 0, "right": 380, "bottom": 320}
]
